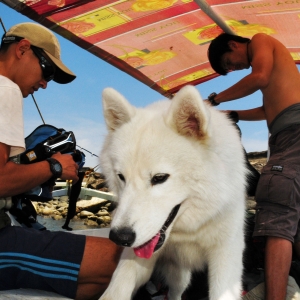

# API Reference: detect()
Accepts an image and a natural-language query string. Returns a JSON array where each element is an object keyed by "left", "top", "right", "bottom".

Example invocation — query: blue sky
[{"left": 0, "top": 3, "right": 270, "bottom": 168}]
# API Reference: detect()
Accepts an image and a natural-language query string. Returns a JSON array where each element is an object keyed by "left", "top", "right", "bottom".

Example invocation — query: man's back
[{"left": 253, "top": 33, "right": 300, "bottom": 124}]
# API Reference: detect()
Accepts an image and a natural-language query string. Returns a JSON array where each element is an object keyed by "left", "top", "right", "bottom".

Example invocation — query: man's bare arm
[{"left": 233, "top": 106, "right": 266, "bottom": 121}]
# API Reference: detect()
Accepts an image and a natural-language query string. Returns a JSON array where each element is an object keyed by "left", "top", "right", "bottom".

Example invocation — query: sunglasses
[
  {"left": 31, "top": 46, "right": 55, "bottom": 82},
  {"left": 1, "top": 35, "right": 55, "bottom": 82}
]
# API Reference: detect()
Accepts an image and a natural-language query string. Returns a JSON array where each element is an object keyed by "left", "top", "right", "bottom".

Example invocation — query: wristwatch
[
  {"left": 46, "top": 158, "right": 62, "bottom": 179},
  {"left": 208, "top": 92, "right": 220, "bottom": 106}
]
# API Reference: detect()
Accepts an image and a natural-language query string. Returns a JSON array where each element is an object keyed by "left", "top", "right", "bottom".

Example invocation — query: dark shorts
[
  {"left": 0, "top": 226, "right": 86, "bottom": 299},
  {"left": 253, "top": 124, "right": 300, "bottom": 243}
]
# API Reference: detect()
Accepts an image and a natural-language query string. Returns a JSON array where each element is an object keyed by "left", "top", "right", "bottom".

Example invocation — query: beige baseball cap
[{"left": 3, "top": 22, "right": 76, "bottom": 84}]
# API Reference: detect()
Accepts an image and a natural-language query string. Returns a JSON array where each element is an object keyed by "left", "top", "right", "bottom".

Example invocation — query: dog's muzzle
[
  {"left": 109, "top": 227, "right": 136, "bottom": 247},
  {"left": 109, "top": 204, "right": 181, "bottom": 259}
]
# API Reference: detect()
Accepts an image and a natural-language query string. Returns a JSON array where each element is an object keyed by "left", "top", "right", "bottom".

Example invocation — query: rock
[
  {"left": 98, "top": 216, "right": 111, "bottom": 223},
  {"left": 245, "top": 151, "right": 267, "bottom": 214},
  {"left": 85, "top": 172, "right": 108, "bottom": 190},
  {"left": 247, "top": 151, "right": 267, "bottom": 160},
  {"left": 76, "top": 197, "right": 108, "bottom": 213},
  {"left": 87, "top": 179, "right": 107, "bottom": 190},
  {"left": 85, "top": 171, "right": 106, "bottom": 180},
  {"left": 59, "top": 196, "right": 69, "bottom": 202},
  {"left": 246, "top": 200, "right": 256, "bottom": 210},
  {"left": 57, "top": 202, "right": 68, "bottom": 208},
  {"left": 41, "top": 207, "right": 54, "bottom": 216},
  {"left": 96, "top": 211, "right": 110, "bottom": 216},
  {"left": 84, "top": 219, "right": 99, "bottom": 226},
  {"left": 247, "top": 151, "right": 267, "bottom": 174},
  {"left": 80, "top": 210, "right": 94, "bottom": 218},
  {"left": 61, "top": 210, "right": 68, "bottom": 217},
  {"left": 105, "top": 201, "right": 117, "bottom": 212}
]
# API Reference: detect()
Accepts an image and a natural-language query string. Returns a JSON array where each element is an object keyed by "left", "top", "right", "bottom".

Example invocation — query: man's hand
[{"left": 51, "top": 152, "right": 79, "bottom": 183}]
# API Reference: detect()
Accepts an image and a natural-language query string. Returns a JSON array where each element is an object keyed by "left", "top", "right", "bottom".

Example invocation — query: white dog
[{"left": 99, "top": 85, "right": 247, "bottom": 300}]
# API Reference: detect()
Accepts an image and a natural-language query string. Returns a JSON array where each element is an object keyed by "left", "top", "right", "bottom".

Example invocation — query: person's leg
[
  {"left": 0, "top": 227, "right": 88, "bottom": 298},
  {"left": 76, "top": 236, "right": 123, "bottom": 300},
  {"left": 264, "top": 236, "right": 292, "bottom": 300}
]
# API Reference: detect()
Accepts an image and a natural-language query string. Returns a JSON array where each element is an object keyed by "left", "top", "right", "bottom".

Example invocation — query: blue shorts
[
  {"left": 254, "top": 124, "right": 300, "bottom": 243},
  {"left": 0, "top": 226, "right": 86, "bottom": 299}
]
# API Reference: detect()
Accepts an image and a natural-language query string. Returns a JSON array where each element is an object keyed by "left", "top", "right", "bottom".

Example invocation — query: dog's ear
[
  {"left": 165, "top": 85, "right": 210, "bottom": 139},
  {"left": 102, "top": 88, "right": 136, "bottom": 131}
]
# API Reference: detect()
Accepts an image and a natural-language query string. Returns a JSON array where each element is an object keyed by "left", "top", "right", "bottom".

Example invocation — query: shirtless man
[{"left": 207, "top": 33, "right": 300, "bottom": 300}]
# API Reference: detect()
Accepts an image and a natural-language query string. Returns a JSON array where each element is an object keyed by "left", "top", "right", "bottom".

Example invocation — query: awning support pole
[{"left": 194, "top": 0, "right": 236, "bottom": 35}]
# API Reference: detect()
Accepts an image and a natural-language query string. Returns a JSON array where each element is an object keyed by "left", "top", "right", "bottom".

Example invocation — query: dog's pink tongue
[{"left": 134, "top": 233, "right": 160, "bottom": 259}]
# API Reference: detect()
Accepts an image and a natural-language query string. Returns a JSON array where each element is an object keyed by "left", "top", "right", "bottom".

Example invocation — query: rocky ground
[
  {"left": 33, "top": 171, "right": 115, "bottom": 230},
  {"left": 245, "top": 150, "right": 267, "bottom": 212},
  {"left": 247, "top": 150, "right": 267, "bottom": 173},
  {"left": 34, "top": 151, "right": 268, "bottom": 231}
]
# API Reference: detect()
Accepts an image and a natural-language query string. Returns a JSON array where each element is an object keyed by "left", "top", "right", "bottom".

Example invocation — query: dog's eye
[
  {"left": 151, "top": 173, "right": 170, "bottom": 185},
  {"left": 118, "top": 173, "right": 125, "bottom": 182}
]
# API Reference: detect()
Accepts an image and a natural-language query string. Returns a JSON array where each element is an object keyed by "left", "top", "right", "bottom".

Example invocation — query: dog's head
[{"left": 100, "top": 85, "right": 244, "bottom": 259}]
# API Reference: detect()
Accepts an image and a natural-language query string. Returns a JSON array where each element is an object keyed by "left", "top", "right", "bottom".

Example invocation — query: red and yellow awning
[{"left": 2, "top": 0, "right": 300, "bottom": 97}]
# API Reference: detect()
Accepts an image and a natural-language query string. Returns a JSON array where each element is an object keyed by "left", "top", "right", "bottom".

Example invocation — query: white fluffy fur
[{"left": 99, "top": 85, "right": 247, "bottom": 300}]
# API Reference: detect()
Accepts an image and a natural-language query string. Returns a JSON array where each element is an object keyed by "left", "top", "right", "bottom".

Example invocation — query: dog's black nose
[{"left": 109, "top": 227, "right": 136, "bottom": 247}]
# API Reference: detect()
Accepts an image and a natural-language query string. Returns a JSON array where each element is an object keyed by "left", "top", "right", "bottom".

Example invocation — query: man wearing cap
[
  {"left": 0, "top": 22, "right": 122, "bottom": 299},
  {"left": 207, "top": 32, "right": 300, "bottom": 300}
]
